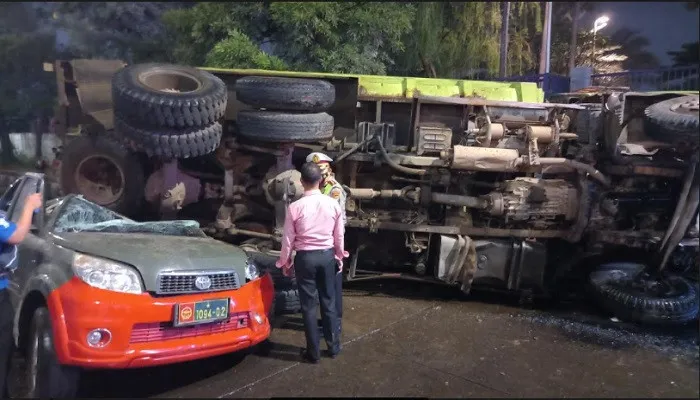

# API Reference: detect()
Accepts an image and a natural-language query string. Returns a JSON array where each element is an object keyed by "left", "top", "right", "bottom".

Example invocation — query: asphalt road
[{"left": 73, "top": 281, "right": 698, "bottom": 398}]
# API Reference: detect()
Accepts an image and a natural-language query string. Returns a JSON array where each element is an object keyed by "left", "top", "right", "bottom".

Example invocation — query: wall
[{"left": 1, "top": 132, "right": 62, "bottom": 163}]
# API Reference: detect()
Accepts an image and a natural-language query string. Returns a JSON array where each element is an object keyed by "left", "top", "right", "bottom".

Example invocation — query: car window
[
  {"left": 53, "top": 196, "right": 206, "bottom": 238},
  {"left": 0, "top": 178, "right": 22, "bottom": 213}
]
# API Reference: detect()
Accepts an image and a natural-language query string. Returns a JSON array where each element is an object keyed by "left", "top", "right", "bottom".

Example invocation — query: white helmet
[{"left": 306, "top": 152, "right": 333, "bottom": 164}]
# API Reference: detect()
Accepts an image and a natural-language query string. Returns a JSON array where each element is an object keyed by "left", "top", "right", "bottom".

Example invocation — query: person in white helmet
[
  {"left": 306, "top": 152, "right": 345, "bottom": 339},
  {"left": 306, "top": 152, "right": 346, "bottom": 224}
]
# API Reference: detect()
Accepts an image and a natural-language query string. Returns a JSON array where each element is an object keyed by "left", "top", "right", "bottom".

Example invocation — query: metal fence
[
  {"left": 591, "top": 66, "right": 699, "bottom": 91},
  {"left": 492, "top": 73, "right": 571, "bottom": 97},
  {"left": 494, "top": 66, "right": 699, "bottom": 97}
]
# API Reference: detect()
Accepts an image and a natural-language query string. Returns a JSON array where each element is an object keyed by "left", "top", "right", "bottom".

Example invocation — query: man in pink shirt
[{"left": 276, "top": 162, "right": 349, "bottom": 363}]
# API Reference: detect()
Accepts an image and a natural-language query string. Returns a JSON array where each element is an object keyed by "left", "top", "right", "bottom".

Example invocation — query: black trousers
[
  {"left": 0, "top": 290, "right": 14, "bottom": 398},
  {"left": 294, "top": 249, "right": 340, "bottom": 359},
  {"left": 318, "top": 271, "right": 342, "bottom": 336}
]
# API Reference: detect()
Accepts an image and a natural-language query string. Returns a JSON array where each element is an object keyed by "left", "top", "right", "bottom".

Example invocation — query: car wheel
[
  {"left": 235, "top": 76, "right": 335, "bottom": 112},
  {"left": 112, "top": 63, "right": 228, "bottom": 130},
  {"left": 22, "top": 307, "right": 80, "bottom": 398},
  {"left": 236, "top": 110, "right": 334, "bottom": 143},
  {"left": 588, "top": 262, "right": 699, "bottom": 325}
]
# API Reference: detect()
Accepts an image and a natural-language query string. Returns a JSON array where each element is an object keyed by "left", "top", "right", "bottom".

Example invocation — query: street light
[
  {"left": 592, "top": 16, "right": 609, "bottom": 34},
  {"left": 590, "top": 16, "right": 610, "bottom": 68}
]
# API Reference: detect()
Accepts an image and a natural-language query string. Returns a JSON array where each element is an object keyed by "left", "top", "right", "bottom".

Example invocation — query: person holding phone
[
  {"left": 0, "top": 192, "right": 43, "bottom": 397},
  {"left": 276, "top": 162, "right": 348, "bottom": 364}
]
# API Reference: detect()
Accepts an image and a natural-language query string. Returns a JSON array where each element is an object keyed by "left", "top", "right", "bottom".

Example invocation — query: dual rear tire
[
  {"left": 234, "top": 76, "right": 336, "bottom": 143},
  {"left": 111, "top": 63, "right": 227, "bottom": 159}
]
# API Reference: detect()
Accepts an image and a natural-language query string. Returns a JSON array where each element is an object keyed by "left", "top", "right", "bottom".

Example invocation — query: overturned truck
[{"left": 50, "top": 60, "right": 699, "bottom": 324}]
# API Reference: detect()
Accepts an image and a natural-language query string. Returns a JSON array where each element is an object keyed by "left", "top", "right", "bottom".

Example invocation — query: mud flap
[{"left": 435, "top": 235, "right": 478, "bottom": 294}]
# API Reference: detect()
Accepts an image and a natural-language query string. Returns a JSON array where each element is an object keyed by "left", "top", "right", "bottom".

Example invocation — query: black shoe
[
  {"left": 326, "top": 348, "right": 340, "bottom": 359},
  {"left": 299, "top": 349, "right": 320, "bottom": 364}
]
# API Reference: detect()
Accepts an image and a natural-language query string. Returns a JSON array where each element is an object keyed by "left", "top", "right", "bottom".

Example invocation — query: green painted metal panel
[
  {"left": 357, "top": 76, "right": 406, "bottom": 97},
  {"left": 201, "top": 67, "right": 545, "bottom": 102}
]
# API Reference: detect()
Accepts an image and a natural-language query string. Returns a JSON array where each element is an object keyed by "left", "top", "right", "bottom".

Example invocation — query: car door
[
  {"left": 0, "top": 177, "right": 23, "bottom": 306},
  {"left": 6, "top": 174, "right": 46, "bottom": 308}
]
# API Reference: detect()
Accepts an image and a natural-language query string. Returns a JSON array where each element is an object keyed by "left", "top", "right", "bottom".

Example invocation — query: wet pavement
[{"left": 75, "top": 281, "right": 698, "bottom": 398}]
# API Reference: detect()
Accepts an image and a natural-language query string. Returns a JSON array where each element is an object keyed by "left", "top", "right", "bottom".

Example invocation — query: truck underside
[{"left": 49, "top": 60, "right": 699, "bottom": 325}]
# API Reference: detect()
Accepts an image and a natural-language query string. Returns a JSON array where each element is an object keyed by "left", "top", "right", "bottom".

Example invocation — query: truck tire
[
  {"left": 589, "top": 262, "right": 699, "bottom": 325},
  {"left": 245, "top": 248, "right": 301, "bottom": 315},
  {"left": 115, "top": 117, "right": 222, "bottom": 159},
  {"left": 237, "top": 111, "right": 334, "bottom": 143},
  {"left": 22, "top": 307, "right": 80, "bottom": 398},
  {"left": 275, "top": 288, "right": 302, "bottom": 315},
  {"left": 267, "top": 266, "right": 302, "bottom": 314},
  {"left": 644, "top": 95, "right": 699, "bottom": 143},
  {"left": 60, "top": 135, "right": 145, "bottom": 216},
  {"left": 235, "top": 76, "right": 335, "bottom": 112},
  {"left": 112, "top": 63, "right": 227, "bottom": 129}
]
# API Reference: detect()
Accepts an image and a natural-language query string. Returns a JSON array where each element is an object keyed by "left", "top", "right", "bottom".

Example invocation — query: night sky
[{"left": 581, "top": 2, "right": 699, "bottom": 66}]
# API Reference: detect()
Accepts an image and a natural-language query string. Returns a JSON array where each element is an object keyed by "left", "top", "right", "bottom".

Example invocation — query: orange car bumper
[{"left": 46, "top": 273, "right": 274, "bottom": 369}]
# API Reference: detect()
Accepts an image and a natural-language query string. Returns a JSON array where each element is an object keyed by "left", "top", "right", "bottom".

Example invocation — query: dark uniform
[{"left": 321, "top": 174, "right": 345, "bottom": 337}]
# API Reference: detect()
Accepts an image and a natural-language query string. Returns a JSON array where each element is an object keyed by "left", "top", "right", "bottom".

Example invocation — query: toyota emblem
[{"left": 194, "top": 275, "right": 212, "bottom": 290}]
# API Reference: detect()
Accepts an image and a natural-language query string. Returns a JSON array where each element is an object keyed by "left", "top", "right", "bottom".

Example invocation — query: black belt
[{"left": 296, "top": 248, "right": 333, "bottom": 254}]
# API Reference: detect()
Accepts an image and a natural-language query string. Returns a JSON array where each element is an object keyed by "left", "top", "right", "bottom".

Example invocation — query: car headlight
[
  {"left": 72, "top": 253, "right": 143, "bottom": 294},
  {"left": 245, "top": 259, "right": 259, "bottom": 281}
]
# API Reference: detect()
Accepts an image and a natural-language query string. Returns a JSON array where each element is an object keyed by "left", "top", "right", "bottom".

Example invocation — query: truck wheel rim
[
  {"left": 138, "top": 70, "right": 202, "bottom": 94},
  {"left": 75, "top": 155, "right": 125, "bottom": 206},
  {"left": 670, "top": 98, "right": 699, "bottom": 115}
]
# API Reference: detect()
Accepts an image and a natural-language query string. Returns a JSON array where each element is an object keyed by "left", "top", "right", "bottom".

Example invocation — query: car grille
[
  {"left": 155, "top": 271, "right": 240, "bottom": 295},
  {"left": 130, "top": 312, "right": 250, "bottom": 344}
]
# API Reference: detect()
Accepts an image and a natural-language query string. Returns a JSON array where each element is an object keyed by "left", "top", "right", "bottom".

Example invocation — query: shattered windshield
[{"left": 52, "top": 196, "right": 206, "bottom": 237}]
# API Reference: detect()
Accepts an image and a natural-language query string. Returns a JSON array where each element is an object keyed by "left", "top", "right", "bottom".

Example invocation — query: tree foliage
[
  {"left": 163, "top": 2, "right": 414, "bottom": 74},
  {"left": 47, "top": 2, "right": 188, "bottom": 62},
  {"left": 392, "top": 2, "right": 502, "bottom": 78},
  {"left": 668, "top": 42, "right": 700, "bottom": 67},
  {"left": 506, "top": 2, "right": 542, "bottom": 76},
  {"left": 205, "top": 29, "right": 287, "bottom": 70},
  {"left": 609, "top": 28, "right": 659, "bottom": 70}
]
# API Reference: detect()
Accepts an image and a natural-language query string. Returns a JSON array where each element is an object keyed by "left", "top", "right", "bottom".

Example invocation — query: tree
[
  {"left": 163, "top": 3, "right": 268, "bottom": 67},
  {"left": 205, "top": 29, "right": 287, "bottom": 70},
  {"left": 668, "top": 42, "right": 700, "bottom": 67},
  {"left": 506, "top": 2, "right": 542, "bottom": 76},
  {"left": 163, "top": 2, "right": 415, "bottom": 74},
  {"left": 499, "top": 2, "right": 510, "bottom": 78},
  {"left": 549, "top": 1, "right": 597, "bottom": 75},
  {"left": 549, "top": 30, "right": 625, "bottom": 75},
  {"left": 608, "top": 28, "right": 659, "bottom": 70},
  {"left": 392, "top": 2, "right": 503, "bottom": 79},
  {"left": 0, "top": 3, "right": 57, "bottom": 165},
  {"left": 47, "top": 2, "right": 189, "bottom": 63}
]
